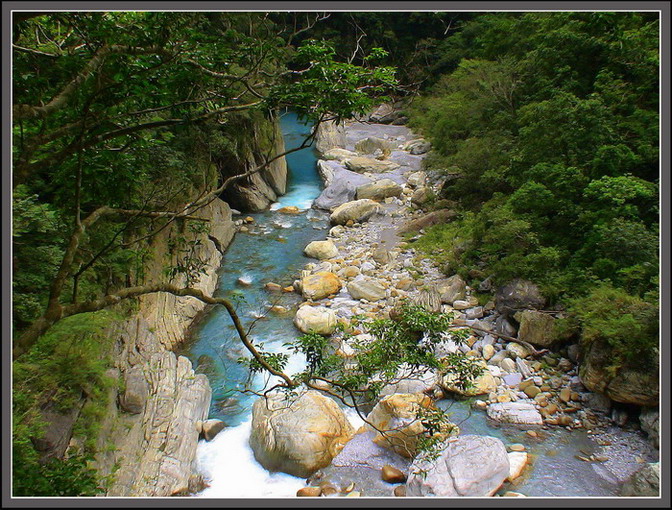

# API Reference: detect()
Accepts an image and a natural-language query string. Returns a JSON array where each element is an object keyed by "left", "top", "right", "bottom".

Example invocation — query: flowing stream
[{"left": 181, "top": 112, "right": 654, "bottom": 498}]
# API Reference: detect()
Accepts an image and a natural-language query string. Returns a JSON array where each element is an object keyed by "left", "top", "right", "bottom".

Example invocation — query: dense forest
[{"left": 11, "top": 11, "right": 660, "bottom": 498}]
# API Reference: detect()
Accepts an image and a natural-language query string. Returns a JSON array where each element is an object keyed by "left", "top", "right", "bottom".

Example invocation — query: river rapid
[{"left": 181, "top": 112, "right": 656, "bottom": 499}]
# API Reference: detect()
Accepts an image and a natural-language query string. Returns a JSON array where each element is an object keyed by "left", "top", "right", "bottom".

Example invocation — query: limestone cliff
[
  {"left": 219, "top": 113, "right": 288, "bottom": 212},
  {"left": 70, "top": 116, "right": 290, "bottom": 496}
]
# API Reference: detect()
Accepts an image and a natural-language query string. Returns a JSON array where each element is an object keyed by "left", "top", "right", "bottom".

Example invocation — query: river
[{"left": 181, "top": 112, "right": 655, "bottom": 498}]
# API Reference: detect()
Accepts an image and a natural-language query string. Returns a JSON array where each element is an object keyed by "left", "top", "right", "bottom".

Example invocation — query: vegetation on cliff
[{"left": 406, "top": 12, "right": 659, "bottom": 372}]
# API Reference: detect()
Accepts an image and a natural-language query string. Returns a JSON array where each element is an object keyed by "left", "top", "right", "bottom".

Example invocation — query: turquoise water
[{"left": 181, "top": 111, "right": 327, "bottom": 428}]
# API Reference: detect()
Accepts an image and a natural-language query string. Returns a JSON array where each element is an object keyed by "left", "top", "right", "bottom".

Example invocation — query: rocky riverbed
[
  {"left": 193, "top": 115, "right": 659, "bottom": 499},
  {"left": 244, "top": 118, "right": 660, "bottom": 498}
]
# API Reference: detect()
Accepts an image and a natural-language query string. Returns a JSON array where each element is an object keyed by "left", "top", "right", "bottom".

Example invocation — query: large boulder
[
  {"left": 406, "top": 170, "right": 427, "bottom": 189},
  {"left": 495, "top": 279, "right": 546, "bottom": 316},
  {"left": 486, "top": 402, "right": 543, "bottom": 425},
  {"left": 301, "top": 271, "right": 342, "bottom": 301},
  {"left": 514, "top": 310, "right": 558, "bottom": 347},
  {"left": 355, "top": 179, "right": 403, "bottom": 201},
  {"left": 579, "top": 336, "right": 659, "bottom": 407},
  {"left": 313, "top": 176, "right": 359, "bottom": 211},
  {"left": 620, "top": 462, "right": 660, "bottom": 497},
  {"left": 365, "top": 394, "right": 458, "bottom": 458},
  {"left": 315, "top": 119, "right": 346, "bottom": 154},
  {"left": 441, "top": 359, "right": 496, "bottom": 396},
  {"left": 354, "top": 136, "right": 395, "bottom": 155},
  {"left": 410, "top": 186, "right": 433, "bottom": 206},
  {"left": 249, "top": 390, "right": 354, "bottom": 478},
  {"left": 294, "top": 305, "right": 338, "bottom": 335},
  {"left": 406, "top": 435, "right": 510, "bottom": 497},
  {"left": 403, "top": 139, "right": 431, "bottom": 155},
  {"left": 344, "top": 157, "right": 400, "bottom": 173},
  {"left": 397, "top": 209, "right": 457, "bottom": 235},
  {"left": 304, "top": 240, "right": 339, "bottom": 260},
  {"left": 316, "top": 160, "right": 335, "bottom": 187},
  {"left": 437, "top": 275, "right": 467, "bottom": 305},
  {"left": 347, "top": 277, "right": 387, "bottom": 302},
  {"left": 322, "top": 148, "right": 358, "bottom": 162},
  {"left": 330, "top": 199, "right": 381, "bottom": 225}
]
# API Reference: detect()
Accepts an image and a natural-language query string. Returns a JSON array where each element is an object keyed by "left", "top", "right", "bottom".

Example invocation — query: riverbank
[
  {"left": 191, "top": 116, "right": 658, "bottom": 498},
  {"left": 277, "top": 118, "right": 658, "bottom": 497}
]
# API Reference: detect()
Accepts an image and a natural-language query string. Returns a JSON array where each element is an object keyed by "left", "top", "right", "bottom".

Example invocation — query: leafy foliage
[
  {"left": 407, "top": 13, "right": 659, "bottom": 361},
  {"left": 13, "top": 310, "right": 119, "bottom": 496}
]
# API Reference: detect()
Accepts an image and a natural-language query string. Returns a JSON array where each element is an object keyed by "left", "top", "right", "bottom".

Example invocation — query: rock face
[
  {"left": 514, "top": 310, "right": 557, "bottom": 347},
  {"left": 301, "top": 271, "right": 342, "bottom": 301},
  {"left": 355, "top": 179, "right": 403, "bottom": 201},
  {"left": 294, "top": 305, "right": 338, "bottom": 335},
  {"left": 495, "top": 279, "right": 546, "bottom": 316},
  {"left": 141, "top": 198, "right": 235, "bottom": 350},
  {"left": 95, "top": 196, "right": 235, "bottom": 497},
  {"left": 344, "top": 156, "right": 400, "bottom": 173},
  {"left": 406, "top": 435, "right": 510, "bottom": 497},
  {"left": 639, "top": 407, "right": 659, "bottom": 448},
  {"left": 119, "top": 366, "right": 149, "bottom": 414},
  {"left": 347, "top": 277, "right": 387, "bottom": 302},
  {"left": 315, "top": 119, "right": 346, "bottom": 154},
  {"left": 221, "top": 119, "right": 288, "bottom": 212},
  {"left": 486, "top": 402, "right": 543, "bottom": 425},
  {"left": 103, "top": 323, "right": 212, "bottom": 496},
  {"left": 304, "top": 240, "right": 339, "bottom": 260},
  {"left": 330, "top": 199, "right": 381, "bottom": 225},
  {"left": 620, "top": 462, "right": 660, "bottom": 497},
  {"left": 579, "top": 336, "right": 659, "bottom": 406},
  {"left": 249, "top": 390, "right": 354, "bottom": 478},
  {"left": 397, "top": 209, "right": 456, "bottom": 234},
  {"left": 365, "top": 394, "right": 457, "bottom": 458}
]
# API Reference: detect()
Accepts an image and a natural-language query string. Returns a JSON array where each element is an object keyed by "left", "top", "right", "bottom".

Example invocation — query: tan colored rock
[
  {"left": 322, "top": 148, "right": 357, "bottom": 161},
  {"left": 294, "top": 306, "right": 338, "bottom": 335},
  {"left": 250, "top": 390, "right": 354, "bottom": 478},
  {"left": 381, "top": 465, "right": 407, "bottom": 484},
  {"left": 356, "top": 179, "right": 403, "bottom": 201},
  {"left": 297, "top": 486, "right": 322, "bottom": 497},
  {"left": 515, "top": 310, "right": 557, "bottom": 347},
  {"left": 304, "top": 240, "right": 339, "bottom": 260},
  {"left": 301, "top": 271, "right": 342, "bottom": 301},
  {"left": 277, "top": 206, "right": 302, "bottom": 215},
  {"left": 441, "top": 360, "right": 497, "bottom": 396},
  {"left": 264, "top": 282, "right": 283, "bottom": 292},
  {"left": 393, "top": 485, "right": 407, "bottom": 497},
  {"left": 347, "top": 277, "right": 387, "bottom": 301},
  {"left": 344, "top": 156, "right": 400, "bottom": 173},
  {"left": 559, "top": 387, "right": 572, "bottom": 403},
  {"left": 524, "top": 386, "right": 541, "bottom": 398},
  {"left": 366, "top": 394, "right": 458, "bottom": 458},
  {"left": 483, "top": 344, "right": 496, "bottom": 361},
  {"left": 507, "top": 451, "right": 528, "bottom": 481},
  {"left": 330, "top": 199, "right": 381, "bottom": 225}
]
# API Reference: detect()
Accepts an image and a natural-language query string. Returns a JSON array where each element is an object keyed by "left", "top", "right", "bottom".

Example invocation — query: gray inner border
[{"left": 3, "top": 1, "right": 670, "bottom": 508}]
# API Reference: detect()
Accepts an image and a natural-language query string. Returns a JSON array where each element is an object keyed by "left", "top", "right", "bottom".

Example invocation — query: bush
[{"left": 568, "top": 284, "right": 658, "bottom": 372}]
